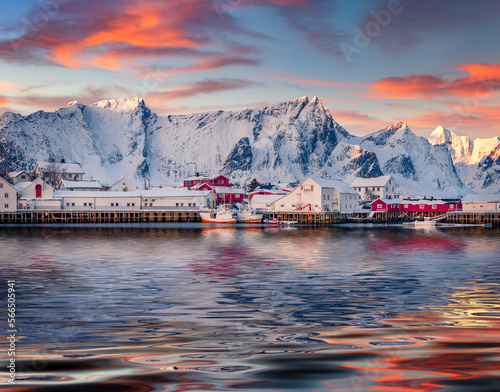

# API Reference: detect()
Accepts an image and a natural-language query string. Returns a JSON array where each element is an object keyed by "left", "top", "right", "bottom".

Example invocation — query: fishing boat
[
  {"left": 200, "top": 205, "right": 238, "bottom": 224},
  {"left": 403, "top": 217, "right": 436, "bottom": 228},
  {"left": 232, "top": 202, "right": 264, "bottom": 223}
]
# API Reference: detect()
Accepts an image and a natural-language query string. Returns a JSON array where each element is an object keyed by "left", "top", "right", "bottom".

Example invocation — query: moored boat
[
  {"left": 263, "top": 218, "right": 298, "bottom": 225},
  {"left": 200, "top": 205, "right": 238, "bottom": 223}
]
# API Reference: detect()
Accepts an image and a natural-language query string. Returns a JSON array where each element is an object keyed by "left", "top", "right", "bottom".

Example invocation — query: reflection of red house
[
  {"left": 183, "top": 175, "right": 231, "bottom": 188},
  {"left": 372, "top": 198, "right": 462, "bottom": 213}
]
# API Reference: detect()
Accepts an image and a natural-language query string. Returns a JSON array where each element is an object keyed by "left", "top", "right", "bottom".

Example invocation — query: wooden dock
[
  {"left": 263, "top": 211, "right": 350, "bottom": 225},
  {"left": 0, "top": 210, "right": 201, "bottom": 224},
  {"left": 1, "top": 209, "right": 499, "bottom": 226},
  {"left": 447, "top": 211, "right": 500, "bottom": 226}
]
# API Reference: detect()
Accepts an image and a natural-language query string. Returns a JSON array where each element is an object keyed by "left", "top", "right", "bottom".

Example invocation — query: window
[
  {"left": 4, "top": 203, "right": 8, "bottom": 208},
  {"left": 111, "top": 202, "right": 115, "bottom": 206},
  {"left": 176, "top": 203, "right": 179, "bottom": 207},
  {"left": 89, "top": 203, "right": 93, "bottom": 207},
  {"left": 193, "top": 203, "right": 196, "bottom": 207},
  {"left": 4, "top": 193, "right": 8, "bottom": 198},
  {"left": 0, "top": 183, "right": 3, "bottom": 188},
  {"left": 66, "top": 203, "right": 70, "bottom": 206},
  {"left": 323, "top": 195, "right": 326, "bottom": 200},
  {"left": 392, "top": 187, "right": 394, "bottom": 191},
  {"left": 386, "top": 187, "right": 388, "bottom": 191},
  {"left": 131, "top": 203, "right": 135, "bottom": 207},
  {"left": 180, "top": 203, "right": 184, "bottom": 207},
  {"left": 235, "top": 194, "right": 240, "bottom": 198},
  {"left": 84, "top": 203, "right": 87, "bottom": 207},
  {"left": 420, "top": 204, "right": 425, "bottom": 209},
  {"left": 71, "top": 203, "right": 75, "bottom": 207},
  {"left": 432, "top": 204, "right": 437, "bottom": 209},
  {"left": 281, "top": 204, "right": 284, "bottom": 208},
  {"left": 327, "top": 195, "right": 330, "bottom": 200},
  {"left": 188, "top": 203, "right": 192, "bottom": 207},
  {"left": 186, "top": 180, "right": 191, "bottom": 186},
  {"left": 127, "top": 203, "right": 130, "bottom": 207}
]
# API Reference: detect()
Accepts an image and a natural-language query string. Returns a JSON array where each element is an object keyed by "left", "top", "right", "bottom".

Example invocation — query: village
[{"left": 0, "top": 159, "right": 499, "bottom": 225}]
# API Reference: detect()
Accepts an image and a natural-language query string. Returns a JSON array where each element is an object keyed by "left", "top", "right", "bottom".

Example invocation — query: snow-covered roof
[
  {"left": 54, "top": 190, "right": 141, "bottom": 198},
  {"left": 399, "top": 199, "right": 450, "bottom": 205},
  {"left": 8, "top": 171, "right": 28, "bottom": 178},
  {"left": 61, "top": 180, "right": 103, "bottom": 189},
  {"left": 110, "top": 177, "right": 136, "bottom": 186},
  {"left": 13, "top": 181, "right": 32, "bottom": 192},
  {"left": 251, "top": 194, "right": 284, "bottom": 204},
  {"left": 0, "top": 176, "right": 20, "bottom": 193},
  {"left": 374, "top": 198, "right": 403, "bottom": 204},
  {"left": 462, "top": 194, "right": 500, "bottom": 203},
  {"left": 308, "top": 176, "right": 358, "bottom": 194},
  {"left": 53, "top": 188, "right": 210, "bottom": 198},
  {"left": 37, "top": 161, "right": 85, "bottom": 174},
  {"left": 351, "top": 175, "right": 393, "bottom": 188},
  {"left": 139, "top": 188, "right": 210, "bottom": 197},
  {"left": 184, "top": 175, "right": 211, "bottom": 181},
  {"left": 206, "top": 186, "right": 244, "bottom": 193}
]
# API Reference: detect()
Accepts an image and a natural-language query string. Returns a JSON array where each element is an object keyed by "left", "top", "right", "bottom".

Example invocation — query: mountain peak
[
  {"left": 65, "top": 100, "right": 79, "bottom": 108},
  {"left": 92, "top": 97, "right": 146, "bottom": 111}
]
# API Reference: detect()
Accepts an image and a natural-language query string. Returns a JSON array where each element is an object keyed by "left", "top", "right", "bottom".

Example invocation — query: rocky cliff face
[
  {"left": 0, "top": 96, "right": 493, "bottom": 195},
  {"left": 429, "top": 126, "right": 500, "bottom": 193}
]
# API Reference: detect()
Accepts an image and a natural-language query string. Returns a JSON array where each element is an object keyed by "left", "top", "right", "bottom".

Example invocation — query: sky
[{"left": 0, "top": 0, "right": 499, "bottom": 138}]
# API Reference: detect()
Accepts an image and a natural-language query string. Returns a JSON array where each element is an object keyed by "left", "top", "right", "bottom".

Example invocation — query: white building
[
  {"left": 34, "top": 160, "right": 85, "bottom": 185},
  {"left": 461, "top": 194, "right": 500, "bottom": 212},
  {"left": 7, "top": 170, "right": 31, "bottom": 185},
  {"left": 250, "top": 194, "right": 285, "bottom": 212},
  {"left": 16, "top": 178, "right": 61, "bottom": 210},
  {"left": 140, "top": 188, "right": 210, "bottom": 209},
  {"left": 55, "top": 191, "right": 141, "bottom": 210},
  {"left": 351, "top": 175, "right": 398, "bottom": 203},
  {"left": 274, "top": 176, "right": 359, "bottom": 214},
  {"left": 59, "top": 179, "right": 103, "bottom": 191},
  {"left": 0, "top": 176, "right": 19, "bottom": 212},
  {"left": 108, "top": 177, "right": 138, "bottom": 192}
]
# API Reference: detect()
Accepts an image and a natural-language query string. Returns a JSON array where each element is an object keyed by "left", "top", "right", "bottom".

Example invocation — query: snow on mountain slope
[
  {"left": 428, "top": 126, "right": 500, "bottom": 192},
  {"left": 0, "top": 96, "right": 495, "bottom": 196},
  {"left": 354, "top": 122, "right": 467, "bottom": 196}
]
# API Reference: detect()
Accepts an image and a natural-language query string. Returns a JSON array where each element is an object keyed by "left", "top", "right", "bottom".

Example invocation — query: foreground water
[{"left": 0, "top": 224, "right": 499, "bottom": 391}]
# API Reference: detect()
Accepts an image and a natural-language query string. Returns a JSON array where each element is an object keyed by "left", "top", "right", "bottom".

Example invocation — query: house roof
[
  {"left": 251, "top": 194, "right": 284, "bottom": 204},
  {"left": 54, "top": 188, "right": 210, "bottom": 198},
  {"left": 351, "top": 175, "right": 393, "bottom": 188},
  {"left": 462, "top": 194, "right": 500, "bottom": 203},
  {"left": 110, "top": 177, "right": 136, "bottom": 187},
  {"left": 8, "top": 170, "right": 29, "bottom": 178},
  {"left": 308, "top": 176, "right": 358, "bottom": 194},
  {"left": 37, "top": 161, "right": 85, "bottom": 174},
  {"left": 0, "top": 176, "right": 20, "bottom": 193},
  {"left": 61, "top": 180, "right": 103, "bottom": 189},
  {"left": 374, "top": 198, "right": 403, "bottom": 204},
  {"left": 13, "top": 182, "right": 32, "bottom": 192}
]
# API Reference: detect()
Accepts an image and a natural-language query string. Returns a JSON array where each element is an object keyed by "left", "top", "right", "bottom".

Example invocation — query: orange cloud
[
  {"left": 1, "top": 0, "right": 304, "bottom": 71},
  {"left": 369, "top": 63, "right": 500, "bottom": 99}
]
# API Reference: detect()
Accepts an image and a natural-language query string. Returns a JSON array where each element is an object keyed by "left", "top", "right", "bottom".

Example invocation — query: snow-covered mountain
[
  {"left": 0, "top": 96, "right": 495, "bottom": 195},
  {"left": 428, "top": 126, "right": 500, "bottom": 193}
]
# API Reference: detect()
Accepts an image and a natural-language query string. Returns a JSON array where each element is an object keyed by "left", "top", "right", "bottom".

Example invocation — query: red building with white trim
[
  {"left": 183, "top": 175, "right": 231, "bottom": 188},
  {"left": 372, "top": 198, "right": 462, "bottom": 213}
]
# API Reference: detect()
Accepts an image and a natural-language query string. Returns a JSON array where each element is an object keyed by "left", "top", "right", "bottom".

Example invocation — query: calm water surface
[{"left": 0, "top": 224, "right": 499, "bottom": 391}]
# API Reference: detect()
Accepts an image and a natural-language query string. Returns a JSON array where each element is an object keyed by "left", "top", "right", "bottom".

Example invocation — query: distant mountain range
[{"left": 1, "top": 96, "right": 499, "bottom": 195}]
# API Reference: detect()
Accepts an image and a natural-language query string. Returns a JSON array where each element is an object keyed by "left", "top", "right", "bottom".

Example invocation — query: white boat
[
  {"left": 200, "top": 205, "right": 238, "bottom": 224},
  {"left": 232, "top": 203, "right": 263, "bottom": 223},
  {"left": 403, "top": 217, "right": 436, "bottom": 228}
]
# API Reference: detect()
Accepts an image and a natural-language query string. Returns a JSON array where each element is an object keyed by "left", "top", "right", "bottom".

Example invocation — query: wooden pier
[
  {"left": 0, "top": 210, "right": 201, "bottom": 224},
  {"left": 263, "top": 211, "right": 350, "bottom": 225},
  {"left": 447, "top": 211, "right": 500, "bottom": 226}
]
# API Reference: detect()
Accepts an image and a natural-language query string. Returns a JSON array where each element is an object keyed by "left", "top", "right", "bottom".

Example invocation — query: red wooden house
[
  {"left": 372, "top": 198, "right": 462, "bottom": 213},
  {"left": 183, "top": 175, "right": 231, "bottom": 189}
]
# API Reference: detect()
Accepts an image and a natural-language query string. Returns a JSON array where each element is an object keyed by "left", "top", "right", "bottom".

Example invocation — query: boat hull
[{"left": 200, "top": 212, "right": 237, "bottom": 224}]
